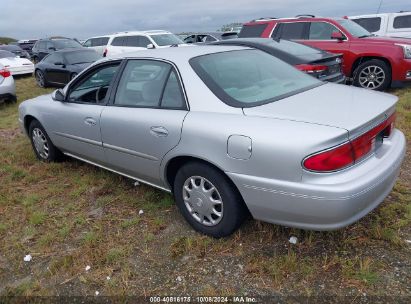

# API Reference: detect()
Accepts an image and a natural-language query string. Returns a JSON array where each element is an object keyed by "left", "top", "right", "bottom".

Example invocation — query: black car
[
  {"left": 211, "top": 38, "right": 345, "bottom": 83},
  {"left": 184, "top": 32, "right": 238, "bottom": 44},
  {"left": 0, "top": 45, "right": 31, "bottom": 59},
  {"left": 17, "top": 40, "right": 38, "bottom": 57},
  {"left": 34, "top": 49, "right": 100, "bottom": 87},
  {"left": 31, "top": 38, "right": 83, "bottom": 63}
]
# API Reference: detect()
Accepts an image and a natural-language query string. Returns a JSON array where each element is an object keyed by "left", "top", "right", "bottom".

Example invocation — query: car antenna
[{"left": 376, "top": 0, "right": 383, "bottom": 13}]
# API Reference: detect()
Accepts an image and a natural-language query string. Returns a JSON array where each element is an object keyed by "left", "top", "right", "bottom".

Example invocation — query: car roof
[
  {"left": 108, "top": 45, "right": 249, "bottom": 61},
  {"left": 112, "top": 30, "right": 172, "bottom": 36},
  {"left": 244, "top": 16, "right": 343, "bottom": 25}
]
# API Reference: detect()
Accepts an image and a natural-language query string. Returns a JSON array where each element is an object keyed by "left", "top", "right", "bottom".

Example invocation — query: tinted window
[
  {"left": 64, "top": 50, "right": 100, "bottom": 64},
  {"left": 149, "top": 34, "right": 184, "bottom": 46},
  {"left": 204, "top": 35, "right": 217, "bottom": 42},
  {"left": 68, "top": 63, "right": 120, "bottom": 103},
  {"left": 161, "top": 71, "right": 185, "bottom": 109},
  {"left": 114, "top": 60, "right": 171, "bottom": 107},
  {"left": 100, "top": 37, "right": 109, "bottom": 45},
  {"left": 238, "top": 24, "right": 268, "bottom": 38},
  {"left": 0, "top": 50, "right": 15, "bottom": 58},
  {"left": 309, "top": 22, "right": 340, "bottom": 40},
  {"left": 190, "top": 50, "right": 321, "bottom": 107},
  {"left": 124, "top": 36, "right": 150, "bottom": 47},
  {"left": 393, "top": 15, "right": 411, "bottom": 29},
  {"left": 111, "top": 36, "right": 126, "bottom": 46},
  {"left": 278, "top": 22, "right": 308, "bottom": 39},
  {"left": 184, "top": 35, "right": 196, "bottom": 44},
  {"left": 46, "top": 41, "right": 54, "bottom": 50},
  {"left": 352, "top": 17, "right": 381, "bottom": 32},
  {"left": 43, "top": 53, "right": 63, "bottom": 63},
  {"left": 53, "top": 39, "right": 82, "bottom": 49}
]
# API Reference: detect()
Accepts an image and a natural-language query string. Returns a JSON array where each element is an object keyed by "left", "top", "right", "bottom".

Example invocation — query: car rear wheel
[
  {"left": 173, "top": 162, "right": 248, "bottom": 238},
  {"left": 35, "top": 70, "right": 47, "bottom": 88},
  {"left": 29, "top": 120, "right": 61, "bottom": 162},
  {"left": 353, "top": 59, "right": 391, "bottom": 91}
]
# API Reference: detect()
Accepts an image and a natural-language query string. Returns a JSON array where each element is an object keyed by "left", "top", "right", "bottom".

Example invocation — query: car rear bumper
[
  {"left": 227, "top": 129, "right": 406, "bottom": 231},
  {"left": 9, "top": 66, "right": 34, "bottom": 76},
  {"left": 0, "top": 76, "right": 16, "bottom": 102}
]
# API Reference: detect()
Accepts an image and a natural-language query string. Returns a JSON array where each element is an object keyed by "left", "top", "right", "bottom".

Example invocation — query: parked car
[
  {"left": 0, "top": 44, "right": 31, "bottom": 59},
  {"left": 31, "top": 38, "right": 83, "bottom": 63},
  {"left": 34, "top": 49, "right": 100, "bottom": 88},
  {"left": 183, "top": 32, "right": 238, "bottom": 44},
  {"left": 0, "top": 50, "right": 34, "bottom": 76},
  {"left": 104, "top": 30, "right": 186, "bottom": 58},
  {"left": 0, "top": 63, "right": 16, "bottom": 103},
  {"left": 16, "top": 39, "right": 38, "bottom": 57},
  {"left": 18, "top": 46, "right": 405, "bottom": 237},
  {"left": 239, "top": 15, "right": 411, "bottom": 90},
  {"left": 211, "top": 38, "right": 345, "bottom": 83},
  {"left": 83, "top": 35, "right": 111, "bottom": 56},
  {"left": 349, "top": 11, "right": 411, "bottom": 38}
]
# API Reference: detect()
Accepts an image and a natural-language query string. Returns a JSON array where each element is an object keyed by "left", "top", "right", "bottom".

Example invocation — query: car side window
[
  {"left": 309, "top": 22, "right": 341, "bottom": 40},
  {"left": 83, "top": 39, "right": 92, "bottom": 47},
  {"left": 352, "top": 17, "right": 381, "bottom": 32},
  {"left": 111, "top": 36, "right": 126, "bottom": 46},
  {"left": 277, "top": 22, "right": 309, "bottom": 39},
  {"left": 38, "top": 41, "right": 46, "bottom": 50},
  {"left": 114, "top": 60, "right": 185, "bottom": 109},
  {"left": 184, "top": 35, "right": 196, "bottom": 43},
  {"left": 43, "top": 53, "right": 63, "bottom": 63},
  {"left": 204, "top": 35, "right": 217, "bottom": 42},
  {"left": 393, "top": 15, "right": 411, "bottom": 29},
  {"left": 46, "top": 41, "right": 54, "bottom": 50},
  {"left": 67, "top": 63, "right": 120, "bottom": 104}
]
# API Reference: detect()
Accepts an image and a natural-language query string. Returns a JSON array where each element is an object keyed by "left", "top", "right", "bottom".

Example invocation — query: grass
[{"left": 0, "top": 76, "right": 409, "bottom": 297}]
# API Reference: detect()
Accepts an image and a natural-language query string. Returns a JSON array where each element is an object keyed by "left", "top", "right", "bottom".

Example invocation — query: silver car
[
  {"left": 0, "top": 63, "right": 16, "bottom": 104},
  {"left": 18, "top": 46, "right": 406, "bottom": 237}
]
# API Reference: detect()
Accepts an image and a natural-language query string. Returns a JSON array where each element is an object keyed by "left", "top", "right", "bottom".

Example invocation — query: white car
[
  {"left": 0, "top": 50, "right": 34, "bottom": 76},
  {"left": 0, "top": 63, "right": 16, "bottom": 103},
  {"left": 349, "top": 11, "right": 411, "bottom": 38},
  {"left": 82, "top": 35, "right": 112, "bottom": 56},
  {"left": 104, "top": 30, "right": 187, "bottom": 58}
]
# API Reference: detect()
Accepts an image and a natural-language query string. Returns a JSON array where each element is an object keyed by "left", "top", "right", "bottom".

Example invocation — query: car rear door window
[
  {"left": 309, "top": 22, "right": 341, "bottom": 40},
  {"left": 68, "top": 63, "right": 120, "bottom": 104},
  {"left": 276, "top": 22, "right": 309, "bottom": 39},
  {"left": 238, "top": 24, "right": 268, "bottom": 38},
  {"left": 100, "top": 37, "right": 109, "bottom": 46},
  {"left": 161, "top": 70, "right": 185, "bottom": 109},
  {"left": 352, "top": 17, "right": 381, "bottom": 32},
  {"left": 393, "top": 15, "right": 411, "bottom": 29},
  {"left": 124, "top": 36, "right": 151, "bottom": 47},
  {"left": 111, "top": 36, "right": 126, "bottom": 46}
]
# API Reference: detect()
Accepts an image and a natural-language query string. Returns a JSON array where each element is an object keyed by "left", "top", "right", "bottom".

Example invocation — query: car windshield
[
  {"left": 53, "top": 39, "right": 82, "bottom": 49},
  {"left": 64, "top": 51, "right": 100, "bottom": 64},
  {"left": 0, "top": 50, "right": 16, "bottom": 58},
  {"left": 337, "top": 19, "right": 372, "bottom": 38},
  {"left": 190, "top": 49, "right": 322, "bottom": 107},
  {"left": 149, "top": 34, "right": 184, "bottom": 46}
]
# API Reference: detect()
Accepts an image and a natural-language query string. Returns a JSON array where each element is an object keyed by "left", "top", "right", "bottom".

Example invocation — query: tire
[
  {"left": 32, "top": 56, "right": 39, "bottom": 64},
  {"left": 29, "top": 120, "right": 62, "bottom": 162},
  {"left": 35, "top": 70, "right": 47, "bottom": 88},
  {"left": 173, "top": 162, "right": 248, "bottom": 238},
  {"left": 353, "top": 59, "right": 391, "bottom": 91}
]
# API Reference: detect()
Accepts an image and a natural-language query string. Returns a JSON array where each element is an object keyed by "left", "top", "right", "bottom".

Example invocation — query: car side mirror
[
  {"left": 146, "top": 44, "right": 155, "bottom": 49},
  {"left": 331, "top": 32, "right": 345, "bottom": 41},
  {"left": 52, "top": 89, "right": 65, "bottom": 102}
]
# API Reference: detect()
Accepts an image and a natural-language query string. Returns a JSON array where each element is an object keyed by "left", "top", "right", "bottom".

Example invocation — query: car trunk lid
[{"left": 242, "top": 82, "right": 397, "bottom": 139}]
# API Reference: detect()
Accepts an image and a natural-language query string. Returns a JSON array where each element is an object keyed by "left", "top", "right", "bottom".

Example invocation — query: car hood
[
  {"left": 360, "top": 36, "right": 411, "bottom": 45},
  {"left": 242, "top": 83, "right": 397, "bottom": 138}
]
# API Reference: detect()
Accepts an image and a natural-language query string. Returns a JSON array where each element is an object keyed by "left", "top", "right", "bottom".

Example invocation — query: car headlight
[{"left": 396, "top": 44, "right": 411, "bottom": 59}]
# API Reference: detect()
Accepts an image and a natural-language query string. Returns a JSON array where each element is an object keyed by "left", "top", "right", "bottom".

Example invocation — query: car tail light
[
  {"left": 0, "top": 69, "right": 11, "bottom": 78},
  {"left": 103, "top": 49, "right": 107, "bottom": 57},
  {"left": 295, "top": 64, "right": 328, "bottom": 74},
  {"left": 303, "top": 113, "right": 396, "bottom": 172}
]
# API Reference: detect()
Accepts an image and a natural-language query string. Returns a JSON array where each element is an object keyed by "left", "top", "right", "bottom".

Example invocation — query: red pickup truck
[{"left": 239, "top": 16, "right": 411, "bottom": 90}]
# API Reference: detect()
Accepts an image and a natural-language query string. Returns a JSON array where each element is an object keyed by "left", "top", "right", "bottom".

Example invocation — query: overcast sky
[{"left": 1, "top": 0, "right": 410, "bottom": 39}]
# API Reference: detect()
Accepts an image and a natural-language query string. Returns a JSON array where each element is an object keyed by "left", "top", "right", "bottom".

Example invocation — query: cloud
[{"left": 0, "top": 0, "right": 409, "bottom": 39}]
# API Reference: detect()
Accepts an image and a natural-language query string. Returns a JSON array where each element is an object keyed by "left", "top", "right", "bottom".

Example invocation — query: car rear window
[
  {"left": 190, "top": 49, "right": 321, "bottom": 108},
  {"left": 238, "top": 24, "right": 268, "bottom": 38},
  {"left": 393, "top": 15, "right": 411, "bottom": 29},
  {"left": 352, "top": 17, "right": 381, "bottom": 32},
  {"left": 149, "top": 34, "right": 184, "bottom": 46}
]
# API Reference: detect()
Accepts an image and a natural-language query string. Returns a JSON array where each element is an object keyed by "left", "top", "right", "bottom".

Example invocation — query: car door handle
[
  {"left": 150, "top": 126, "right": 168, "bottom": 137},
  {"left": 84, "top": 117, "right": 97, "bottom": 126}
]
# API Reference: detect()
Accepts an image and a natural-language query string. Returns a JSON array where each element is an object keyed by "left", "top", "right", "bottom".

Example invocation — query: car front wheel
[
  {"left": 353, "top": 59, "right": 391, "bottom": 91},
  {"left": 35, "top": 70, "right": 46, "bottom": 88},
  {"left": 29, "top": 120, "right": 61, "bottom": 162},
  {"left": 173, "top": 162, "right": 248, "bottom": 238}
]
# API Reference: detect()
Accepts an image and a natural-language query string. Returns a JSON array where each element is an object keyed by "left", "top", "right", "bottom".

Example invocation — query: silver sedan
[
  {"left": 18, "top": 46, "right": 406, "bottom": 237},
  {"left": 0, "top": 63, "right": 16, "bottom": 104}
]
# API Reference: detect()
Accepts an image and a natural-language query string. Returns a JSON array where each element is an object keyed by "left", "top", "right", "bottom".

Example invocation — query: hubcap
[
  {"left": 32, "top": 128, "right": 49, "bottom": 159},
  {"left": 36, "top": 71, "right": 44, "bottom": 87},
  {"left": 182, "top": 176, "right": 223, "bottom": 226},
  {"left": 358, "top": 65, "right": 385, "bottom": 89}
]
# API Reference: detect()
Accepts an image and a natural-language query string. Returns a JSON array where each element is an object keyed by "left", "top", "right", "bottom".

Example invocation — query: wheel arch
[
  {"left": 23, "top": 115, "right": 39, "bottom": 134},
  {"left": 351, "top": 56, "right": 392, "bottom": 78}
]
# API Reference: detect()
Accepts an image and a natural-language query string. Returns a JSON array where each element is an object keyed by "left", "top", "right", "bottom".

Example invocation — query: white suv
[
  {"left": 83, "top": 35, "right": 112, "bottom": 56},
  {"left": 349, "top": 11, "right": 411, "bottom": 38},
  {"left": 104, "top": 30, "right": 186, "bottom": 58}
]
